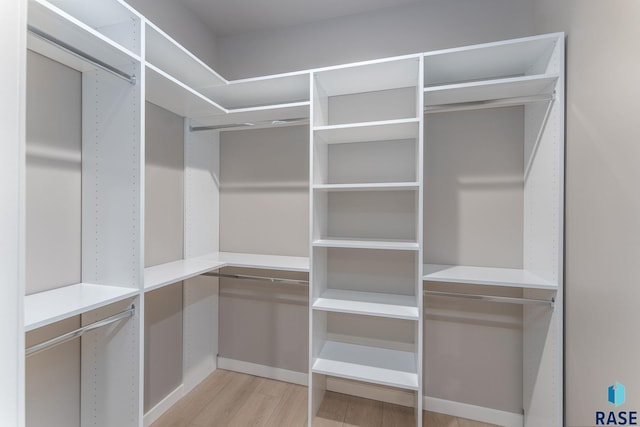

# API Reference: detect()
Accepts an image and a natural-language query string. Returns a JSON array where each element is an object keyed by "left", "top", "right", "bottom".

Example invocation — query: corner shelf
[
  {"left": 201, "top": 71, "right": 310, "bottom": 110},
  {"left": 312, "top": 289, "right": 419, "bottom": 320},
  {"left": 312, "top": 340, "right": 419, "bottom": 390},
  {"left": 144, "top": 252, "right": 310, "bottom": 291},
  {"left": 146, "top": 63, "right": 225, "bottom": 118},
  {"left": 145, "top": 22, "right": 226, "bottom": 91},
  {"left": 25, "top": 283, "right": 139, "bottom": 332},
  {"left": 313, "top": 238, "right": 419, "bottom": 251},
  {"left": 422, "top": 264, "right": 557, "bottom": 290}
]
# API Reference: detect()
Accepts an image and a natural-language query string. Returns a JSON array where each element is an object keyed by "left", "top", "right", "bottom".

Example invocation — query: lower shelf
[
  {"left": 25, "top": 283, "right": 139, "bottom": 331},
  {"left": 423, "top": 264, "right": 557, "bottom": 290},
  {"left": 312, "top": 340, "right": 419, "bottom": 390}
]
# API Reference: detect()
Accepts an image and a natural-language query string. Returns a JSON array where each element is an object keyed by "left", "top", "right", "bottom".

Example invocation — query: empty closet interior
[{"left": 15, "top": 1, "right": 564, "bottom": 426}]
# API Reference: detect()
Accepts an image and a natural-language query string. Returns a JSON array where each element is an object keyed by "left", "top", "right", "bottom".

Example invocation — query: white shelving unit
[
  {"left": 6, "top": 1, "right": 564, "bottom": 423},
  {"left": 22, "top": 0, "right": 145, "bottom": 426},
  {"left": 422, "top": 33, "right": 564, "bottom": 427},
  {"left": 310, "top": 54, "right": 424, "bottom": 426}
]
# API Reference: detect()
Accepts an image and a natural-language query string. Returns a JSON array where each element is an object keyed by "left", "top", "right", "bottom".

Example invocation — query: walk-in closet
[{"left": 2, "top": 1, "right": 564, "bottom": 426}]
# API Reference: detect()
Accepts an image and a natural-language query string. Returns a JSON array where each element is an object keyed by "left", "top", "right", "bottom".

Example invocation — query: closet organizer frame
[
  {"left": 23, "top": 0, "right": 145, "bottom": 426},
  {"left": 13, "top": 1, "right": 565, "bottom": 424}
]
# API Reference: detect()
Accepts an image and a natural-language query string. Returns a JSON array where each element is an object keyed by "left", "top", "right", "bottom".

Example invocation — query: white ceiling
[{"left": 178, "top": 0, "right": 421, "bottom": 37}]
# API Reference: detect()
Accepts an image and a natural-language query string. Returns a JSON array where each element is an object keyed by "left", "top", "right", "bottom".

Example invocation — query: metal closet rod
[
  {"left": 27, "top": 25, "right": 136, "bottom": 85},
  {"left": 190, "top": 117, "right": 309, "bottom": 132},
  {"left": 424, "top": 93, "right": 555, "bottom": 114},
  {"left": 25, "top": 306, "right": 136, "bottom": 358},
  {"left": 203, "top": 272, "right": 308, "bottom": 286},
  {"left": 424, "top": 290, "right": 554, "bottom": 307}
]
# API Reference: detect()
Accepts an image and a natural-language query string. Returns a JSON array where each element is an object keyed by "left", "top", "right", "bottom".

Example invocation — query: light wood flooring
[{"left": 151, "top": 369, "right": 498, "bottom": 427}]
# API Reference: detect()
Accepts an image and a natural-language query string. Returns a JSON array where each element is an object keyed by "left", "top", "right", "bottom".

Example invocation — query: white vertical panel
[
  {"left": 183, "top": 124, "right": 220, "bottom": 393},
  {"left": 415, "top": 55, "right": 424, "bottom": 427},
  {"left": 82, "top": 65, "right": 143, "bottom": 289},
  {"left": 81, "top": 59, "right": 143, "bottom": 426},
  {"left": 0, "top": 0, "right": 26, "bottom": 425},
  {"left": 81, "top": 298, "right": 140, "bottom": 427},
  {"left": 184, "top": 125, "right": 219, "bottom": 257},
  {"left": 523, "top": 34, "right": 564, "bottom": 427}
]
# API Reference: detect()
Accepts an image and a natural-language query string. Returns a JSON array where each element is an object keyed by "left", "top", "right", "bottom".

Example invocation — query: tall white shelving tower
[{"left": 309, "top": 56, "right": 425, "bottom": 425}]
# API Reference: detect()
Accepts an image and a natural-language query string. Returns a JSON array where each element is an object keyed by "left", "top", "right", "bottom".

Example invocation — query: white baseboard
[
  {"left": 217, "top": 357, "right": 308, "bottom": 386},
  {"left": 423, "top": 396, "right": 523, "bottom": 427},
  {"left": 143, "top": 384, "right": 185, "bottom": 427}
]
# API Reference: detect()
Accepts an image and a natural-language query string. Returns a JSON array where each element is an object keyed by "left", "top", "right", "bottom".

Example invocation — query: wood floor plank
[
  {"left": 314, "top": 391, "right": 349, "bottom": 426},
  {"left": 264, "top": 383, "right": 308, "bottom": 427},
  {"left": 191, "top": 372, "right": 258, "bottom": 427},
  {"left": 457, "top": 417, "right": 500, "bottom": 427},
  {"left": 423, "top": 410, "right": 459, "bottom": 427},
  {"left": 343, "top": 395, "right": 383, "bottom": 427},
  {"left": 382, "top": 402, "right": 414, "bottom": 426},
  {"left": 226, "top": 383, "right": 282, "bottom": 427},
  {"left": 150, "top": 370, "right": 234, "bottom": 427}
]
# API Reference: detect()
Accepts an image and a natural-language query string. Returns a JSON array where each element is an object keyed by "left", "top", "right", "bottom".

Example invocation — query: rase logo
[{"left": 596, "top": 382, "right": 638, "bottom": 425}]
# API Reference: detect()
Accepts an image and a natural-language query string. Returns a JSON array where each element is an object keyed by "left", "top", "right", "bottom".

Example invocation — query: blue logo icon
[{"left": 609, "top": 382, "right": 626, "bottom": 407}]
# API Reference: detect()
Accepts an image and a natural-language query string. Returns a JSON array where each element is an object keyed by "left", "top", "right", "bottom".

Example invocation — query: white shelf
[
  {"left": 45, "top": 0, "right": 140, "bottom": 34},
  {"left": 213, "top": 252, "right": 310, "bottom": 272},
  {"left": 313, "top": 238, "right": 419, "bottom": 251},
  {"left": 25, "top": 283, "right": 139, "bottom": 331},
  {"left": 146, "top": 64, "right": 225, "bottom": 118},
  {"left": 193, "top": 102, "right": 310, "bottom": 129},
  {"left": 28, "top": 0, "right": 139, "bottom": 74},
  {"left": 314, "top": 55, "right": 420, "bottom": 96},
  {"left": 422, "top": 264, "right": 557, "bottom": 290},
  {"left": 424, "top": 33, "right": 561, "bottom": 86},
  {"left": 145, "top": 22, "right": 226, "bottom": 91},
  {"left": 424, "top": 74, "right": 558, "bottom": 106},
  {"left": 144, "top": 252, "right": 310, "bottom": 291},
  {"left": 202, "top": 72, "right": 310, "bottom": 109},
  {"left": 144, "top": 256, "right": 227, "bottom": 292},
  {"left": 312, "top": 340, "right": 419, "bottom": 390},
  {"left": 313, "top": 289, "right": 419, "bottom": 320},
  {"left": 313, "top": 182, "right": 419, "bottom": 192},
  {"left": 314, "top": 118, "right": 419, "bottom": 144}
]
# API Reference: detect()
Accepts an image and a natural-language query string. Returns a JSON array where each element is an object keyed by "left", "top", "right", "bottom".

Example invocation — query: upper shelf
[
  {"left": 28, "top": 0, "right": 140, "bottom": 75},
  {"left": 38, "top": 0, "right": 141, "bottom": 55},
  {"left": 25, "top": 283, "right": 139, "bottom": 332},
  {"left": 424, "top": 33, "right": 562, "bottom": 87},
  {"left": 424, "top": 74, "right": 558, "bottom": 107},
  {"left": 146, "top": 63, "right": 225, "bottom": 118},
  {"left": 191, "top": 102, "right": 310, "bottom": 130},
  {"left": 314, "top": 55, "right": 420, "bottom": 97},
  {"left": 423, "top": 264, "right": 557, "bottom": 290},
  {"left": 145, "top": 22, "right": 226, "bottom": 91},
  {"left": 201, "top": 72, "right": 310, "bottom": 110}
]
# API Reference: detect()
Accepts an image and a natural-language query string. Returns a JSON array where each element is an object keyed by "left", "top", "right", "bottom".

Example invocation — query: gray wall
[
  {"left": 144, "top": 102, "right": 185, "bottom": 412},
  {"left": 25, "top": 51, "right": 82, "bottom": 427},
  {"left": 125, "top": 0, "right": 218, "bottom": 70},
  {"left": 218, "top": 125, "right": 309, "bottom": 371},
  {"left": 533, "top": 2, "right": 640, "bottom": 426},
  {"left": 216, "top": 0, "right": 535, "bottom": 78}
]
